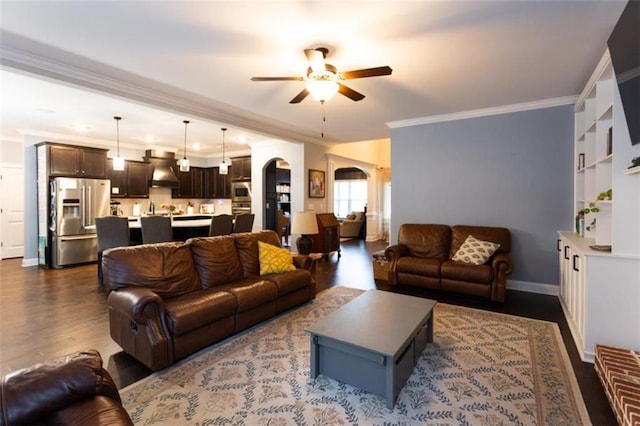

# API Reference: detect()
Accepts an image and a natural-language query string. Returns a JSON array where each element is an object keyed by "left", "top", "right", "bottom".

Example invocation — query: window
[{"left": 334, "top": 180, "right": 367, "bottom": 218}]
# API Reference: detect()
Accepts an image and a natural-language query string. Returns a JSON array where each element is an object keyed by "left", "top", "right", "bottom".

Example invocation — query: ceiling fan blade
[
  {"left": 304, "top": 48, "right": 326, "bottom": 74},
  {"left": 251, "top": 76, "right": 304, "bottom": 81},
  {"left": 338, "top": 84, "right": 365, "bottom": 102},
  {"left": 341, "top": 66, "right": 393, "bottom": 80},
  {"left": 289, "top": 89, "right": 309, "bottom": 104}
]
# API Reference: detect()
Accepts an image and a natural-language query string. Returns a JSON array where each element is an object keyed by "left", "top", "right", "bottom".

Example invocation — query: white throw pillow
[{"left": 452, "top": 235, "right": 500, "bottom": 265}]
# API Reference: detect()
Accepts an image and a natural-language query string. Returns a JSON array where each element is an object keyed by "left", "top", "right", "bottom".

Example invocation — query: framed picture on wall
[{"left": 309, "top": 169, "right": 325, "bottom": 198}]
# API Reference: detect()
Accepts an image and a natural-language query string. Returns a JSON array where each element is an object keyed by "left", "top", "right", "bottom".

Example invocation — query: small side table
[{"left": 309, "top": 253, "right": 323, "bottom": 281}]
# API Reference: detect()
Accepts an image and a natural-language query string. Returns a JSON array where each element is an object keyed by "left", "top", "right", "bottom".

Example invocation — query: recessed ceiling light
[
  {"left": 145, "top": 135, "right": 156, "bottom": 143},
  {"left": 236, "top": 135, "right": 247, "bottom": 143},
  {"left": 192, "top": 143, "right": 201, "bottom": 151},
  {"left": 74, "top": 124, "right": 88, "bottom": 132}
]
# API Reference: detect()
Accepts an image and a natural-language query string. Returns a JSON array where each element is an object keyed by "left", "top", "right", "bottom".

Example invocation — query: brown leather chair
[{"left": 0, "top": 350, "right": 133, "bottom": 425}]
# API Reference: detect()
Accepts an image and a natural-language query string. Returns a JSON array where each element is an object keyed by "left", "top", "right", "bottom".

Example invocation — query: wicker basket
[{"left": 372, "top": 259, "right": 390, "bottom": 281}]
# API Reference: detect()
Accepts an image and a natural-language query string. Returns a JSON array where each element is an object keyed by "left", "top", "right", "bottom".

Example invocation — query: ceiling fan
[{"left": 250, "top": 47, "right": 392, "bottom": 104}]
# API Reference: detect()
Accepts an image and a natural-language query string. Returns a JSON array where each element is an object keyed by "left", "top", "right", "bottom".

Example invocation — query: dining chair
[
  {"left": 95, "top": 216, "right": 130, "bottom": 285},
  {"left": 233, "top": 213, "right": 255, "bottom": 233},
  {"left": 277, "top": 210, "right": 290, "bottom": 246},
  {"left": 140, "top": 216, "right": 173, "bottom": 244},
  {"left": 209, "top": 214, "right": 234, "bottom": 236}
]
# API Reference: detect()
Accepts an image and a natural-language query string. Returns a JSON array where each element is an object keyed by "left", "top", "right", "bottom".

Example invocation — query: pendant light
[
  {"left": 179, "top": 120, "right": 190, "bottom": 172},
  {"left": 219, "top": 127, "right": 228, "bottom": 175},
  {"left": 112, "top": 116, "right": 125, "bottom": 171}
]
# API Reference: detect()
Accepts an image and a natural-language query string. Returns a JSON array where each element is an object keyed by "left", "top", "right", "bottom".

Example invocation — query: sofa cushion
[
  {"left": 103, "top": 242, "right": 200, "bottom": 298},
  {"left": 189, "top": 236, "right": 244, "bottom": 288},
  {"left": 346, "top": 213, "right": 356, "bottom": 220},
  {"left": 225, "top": 280, "right": 278, "bottom": 313},
  {"left": 452, "top": 235, "right": 500, "bottom": 265},
  {"left": 0, "top": 350, "right": 108, "bottom": 425},
  {"left": 234, "top": 230, "right": 283, "bottom": 278},
  {"left": 258, "top": 241, "right": 296, "bottom": 275},
  {"left": 397, "top": 256, "right": 442, "bottom": 278},
  {"left": 164, "top": 289, "right": 237, "bottom": 336},
  {"left": 263, "top": 268, "right": 313, "bottom": 296},
  {"left": 441, "top": 260, "right": 493, "bottom": 284},
  {"left": 398, "top": 224, "right": 451, "bottom": 260}
]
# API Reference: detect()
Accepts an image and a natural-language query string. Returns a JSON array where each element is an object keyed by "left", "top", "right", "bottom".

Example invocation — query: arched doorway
[{"left": 263, "top": 158, "right": 291, "bottom": 244}]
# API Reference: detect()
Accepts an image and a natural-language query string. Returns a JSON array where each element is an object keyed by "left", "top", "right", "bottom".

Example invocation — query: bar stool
[
  {"left": 140, "top": 216, "right": 173, "bottom": 244},
  {"left": 209, "top": 214, "right": 234, "bottom": 236},
  {"left": 233, "top": 213, "right": 255, "bottom": 233},
  {"left": 95, "top": 216, "right": 130, "bottom": 286}
]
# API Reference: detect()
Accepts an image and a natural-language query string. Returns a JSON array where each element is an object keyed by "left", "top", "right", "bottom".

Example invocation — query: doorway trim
[{"left": 325, "top": 153, "right": 382, "bottom": 241}]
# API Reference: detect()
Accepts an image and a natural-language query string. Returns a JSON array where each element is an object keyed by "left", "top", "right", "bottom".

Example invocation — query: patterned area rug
[{"left": 120, "top": 286, "right": 590, "bottom": 425}]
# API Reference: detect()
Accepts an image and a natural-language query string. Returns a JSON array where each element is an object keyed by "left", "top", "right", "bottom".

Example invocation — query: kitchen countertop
[{"left": 126, "top": 214, "right": 214, "bottom": 228}]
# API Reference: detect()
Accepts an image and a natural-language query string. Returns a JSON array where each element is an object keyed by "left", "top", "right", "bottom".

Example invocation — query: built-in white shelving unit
[{"left": 559, "top": 50, "right": 640, "bottom": 363}]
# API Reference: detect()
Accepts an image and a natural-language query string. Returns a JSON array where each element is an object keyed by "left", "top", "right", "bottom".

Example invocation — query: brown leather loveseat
[
  {"left": 103, "top": 230, "right": 315, "bottom": 371},
  {"left": 385, "top": 224, "right": 513, "bottom": 302},
  {"left": 0, "top": 350, "right": 133, "bottom": 426}
]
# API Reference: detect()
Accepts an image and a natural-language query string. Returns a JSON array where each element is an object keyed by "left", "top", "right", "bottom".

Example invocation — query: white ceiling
[{"left": 0, "top": 1, "right": 628, "bottom": 158}]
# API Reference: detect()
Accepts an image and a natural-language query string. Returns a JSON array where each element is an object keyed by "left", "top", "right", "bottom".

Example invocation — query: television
[{"left": 607, "top": 0, "right": 640, "bottom": 145}]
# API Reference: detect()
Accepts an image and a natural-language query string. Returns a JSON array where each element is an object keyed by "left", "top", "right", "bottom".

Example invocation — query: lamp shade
[{"left": 291, "top": 212, "right": 318, "bottom": 235}]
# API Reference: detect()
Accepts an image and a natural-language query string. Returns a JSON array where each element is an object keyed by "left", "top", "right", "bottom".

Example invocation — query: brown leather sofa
[
  {"left": 103, "top": 230, "right": 315, "bottom": 371},
  {"left": 0, "top": 350, "right": 133, "bottom": 426},
  {"left": 385, "top": 224, "right": 513, "bottom": 302}
]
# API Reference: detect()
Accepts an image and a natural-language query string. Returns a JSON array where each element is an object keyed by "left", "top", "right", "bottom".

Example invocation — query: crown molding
[
  {"left": 386, "top": 95, "right": 578, "bottom": 129},
  {"left": 0, "top": 33, "right": 326, "bottom": 146}
]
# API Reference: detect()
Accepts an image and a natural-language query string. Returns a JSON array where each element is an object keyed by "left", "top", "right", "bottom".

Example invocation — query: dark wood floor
[{"left": 0, "top": 239, "right": 615, "bottom": 425}]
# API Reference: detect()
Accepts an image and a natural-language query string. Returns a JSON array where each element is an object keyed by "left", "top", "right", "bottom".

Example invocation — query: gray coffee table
[{"left": 306, "top": 289, "right": 437, "bottom": 408}]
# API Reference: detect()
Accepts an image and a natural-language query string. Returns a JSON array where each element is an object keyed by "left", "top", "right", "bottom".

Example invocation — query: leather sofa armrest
[
  {"left": 384, "top": 244, "right": 409, "bottom": 261},
  {"left": 0, "top": 350, "right": 120, "bottom": 425},
  {"left": 491, "top": 253, "right": 514, "bottom": 302},
  {"left": 107, "top": 287, "right": 166, "bottom": 325},
  {"left": 491, "top": 253, "right": 513, "bottom": 277},
  {"left": 384, "top": 244, "right": 410, "bottom": 286},
  {"left": 292, "top": 254, "right": 312, "bottom": 271}
]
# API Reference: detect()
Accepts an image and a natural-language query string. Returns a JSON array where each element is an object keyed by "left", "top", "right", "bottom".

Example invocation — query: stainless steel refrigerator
[{"left": 38, "top": 177, "right": 110, "bottom": 268}]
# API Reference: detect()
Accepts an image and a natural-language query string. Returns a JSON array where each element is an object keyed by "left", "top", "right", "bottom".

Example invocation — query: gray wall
[{"left": 390, "top": 105, "right": 574, "bottom": 286}]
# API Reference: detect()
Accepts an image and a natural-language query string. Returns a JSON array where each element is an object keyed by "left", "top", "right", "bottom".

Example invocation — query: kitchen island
[{"left": 127, "top": 215, "right": 213, "bottom": 243}]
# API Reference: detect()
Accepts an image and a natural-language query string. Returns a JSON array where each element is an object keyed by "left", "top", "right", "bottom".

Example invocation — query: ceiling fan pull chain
[{"left": 321, "top": 100, "right": 326, "bottom": 138}]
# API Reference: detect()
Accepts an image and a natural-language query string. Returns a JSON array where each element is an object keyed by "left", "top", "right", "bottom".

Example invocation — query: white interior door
[{"left": 1, "top": 166, "right": 24, "bottom": 259}]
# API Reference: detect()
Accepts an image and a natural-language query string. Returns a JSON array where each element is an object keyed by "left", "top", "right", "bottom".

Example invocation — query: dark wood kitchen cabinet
[
  {"left": 172, "top": 167, "right": 206, "bottom": 198},
  {"left": 126, "top": 161, "right": 150, "bottom": 198},
  {"left": 45, "top": 143, "right": 107, "bottom": 178},
  {"left": 107, "top": 160, "right": 149, "bottom": 198},
  {"left": 191, "top": 167, "right": 205, "bottom": 198},
  {"left": 231, "top": 156, "right": 251, "bottom": 180},
  {"left": 204, "top": 167, "right": 232, "bottom": 199}
]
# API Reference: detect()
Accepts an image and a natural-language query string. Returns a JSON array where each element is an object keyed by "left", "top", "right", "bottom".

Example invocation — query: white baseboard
[
  {"left": 22, "top": 257, "right": 39, "bottom": 267},
  {"left": 506, "top": 279, "right": 559, "bottom": 296}
]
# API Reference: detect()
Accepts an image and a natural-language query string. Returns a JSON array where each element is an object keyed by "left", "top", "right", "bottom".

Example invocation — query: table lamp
[{"left": 291, "top": 212, "right": 318, "bottom": 255}]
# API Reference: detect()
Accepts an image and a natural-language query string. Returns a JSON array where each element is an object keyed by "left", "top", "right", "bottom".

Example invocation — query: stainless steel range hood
[{"left": 144, "top": 150, "right": 179, "bottom": 188}]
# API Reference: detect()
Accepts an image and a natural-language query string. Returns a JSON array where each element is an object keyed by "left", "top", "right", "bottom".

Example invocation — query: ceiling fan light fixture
[
  {"left": 219, "top": 127, "right": 228, "bottom": 175},
  {"left": 112, "top": 116, "right": 125, "bottom": 171},
  {"left": 180, "top": 120, "right": 190, "bottom": 172},
  {"left": 307, "top": 80, "right": 339, "bottom": 102}
]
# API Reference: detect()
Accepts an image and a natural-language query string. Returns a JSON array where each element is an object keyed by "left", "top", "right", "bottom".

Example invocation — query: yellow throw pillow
[{"left": 258, "top": 241, "right": 296, "bottom": 275}]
